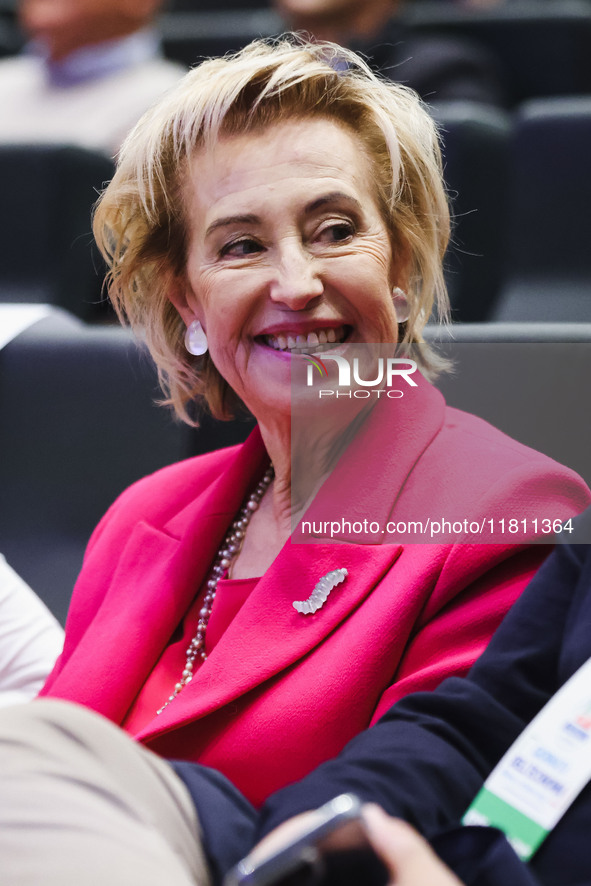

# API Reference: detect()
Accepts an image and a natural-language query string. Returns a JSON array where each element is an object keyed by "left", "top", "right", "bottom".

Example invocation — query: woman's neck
[
  {"left": 257, "top": 398, "right": 373, "bottom": 531},
  {"left": 230, "top": 400, "right": 373, "bottom": 578},
  {"left": 256, "top": 419, "right": 292, "bottom": 532}
]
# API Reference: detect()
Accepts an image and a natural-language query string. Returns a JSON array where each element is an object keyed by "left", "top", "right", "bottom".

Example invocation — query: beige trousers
[{"left": 0, "top": 699, "right": 211, "bottom": 886}]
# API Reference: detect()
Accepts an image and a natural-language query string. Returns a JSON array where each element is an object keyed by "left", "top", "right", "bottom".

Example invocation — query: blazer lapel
[
  {"left": 54, "top": 428, "right": 270, "bottom": 720},
  {"left": 136, "top": 540, "right": 402, "bottom": 741}
]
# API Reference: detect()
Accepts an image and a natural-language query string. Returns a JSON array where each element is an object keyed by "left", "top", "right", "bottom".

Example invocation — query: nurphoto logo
[{"left": 304, "top": 354, "right": 418, "bottom": 399}]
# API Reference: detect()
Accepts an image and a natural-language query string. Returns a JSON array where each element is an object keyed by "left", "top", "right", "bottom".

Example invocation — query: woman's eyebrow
[
  {"left": 204, "top": 193, "right": 362, "bottom": 239},
  {"left": 205, "top": 214, "right": 260, "bottom": 238},
  {"left": 304, "top": 192, "right": 363, "bottom": 215}
]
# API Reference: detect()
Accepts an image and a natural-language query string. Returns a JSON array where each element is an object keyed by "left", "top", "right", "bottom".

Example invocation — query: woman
[{"left": 40, "top": 37, "right": 589, "bottom": 807}]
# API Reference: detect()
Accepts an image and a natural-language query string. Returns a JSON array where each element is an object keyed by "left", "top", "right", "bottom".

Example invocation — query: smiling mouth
[{"left": 258, "top": 326, "right": 350, "bottom": 355}]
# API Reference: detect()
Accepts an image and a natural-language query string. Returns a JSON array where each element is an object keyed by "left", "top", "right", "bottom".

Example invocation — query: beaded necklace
[{"left": 156, "top": 464, "right": 274, "bottom": 715}]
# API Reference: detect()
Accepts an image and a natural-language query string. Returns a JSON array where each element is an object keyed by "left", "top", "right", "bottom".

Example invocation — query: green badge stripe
[{"left": 463, "top": 787, "right": 548, "bottom": 860}]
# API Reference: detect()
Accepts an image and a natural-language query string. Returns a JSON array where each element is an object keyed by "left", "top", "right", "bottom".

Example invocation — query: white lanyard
[{"left": 463, "top": 656, "right": 591, "bottom": 860}]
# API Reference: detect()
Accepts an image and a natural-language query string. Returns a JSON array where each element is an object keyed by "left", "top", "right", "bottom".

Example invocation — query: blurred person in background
[
  {"left": 274, "top": 0, "right": 504, "bottom": 105},
  {"left": 0, "top": 0, "right": 186, "bottom": 156},
  {"left": 0, "top": 554, "right": 63, "bottom": 707}
]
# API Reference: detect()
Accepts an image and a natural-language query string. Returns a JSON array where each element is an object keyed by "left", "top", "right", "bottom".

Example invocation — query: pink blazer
[{"left": 41, "top": 379, "right": 590, "bottom": 806}]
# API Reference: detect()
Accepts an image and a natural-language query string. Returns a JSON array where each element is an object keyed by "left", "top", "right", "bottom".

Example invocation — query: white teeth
[{"left": 262, "top": 326, "right": 346, "bottom": 352}]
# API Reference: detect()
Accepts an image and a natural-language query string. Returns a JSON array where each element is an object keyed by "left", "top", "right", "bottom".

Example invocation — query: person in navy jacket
[{"left": 217, "top": 508, "right": 591, "bottom": 886}]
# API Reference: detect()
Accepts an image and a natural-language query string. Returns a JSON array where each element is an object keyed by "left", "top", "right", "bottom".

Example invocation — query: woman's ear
[{"left": 167, "top": 280, "right": 202, "bottom": 329}]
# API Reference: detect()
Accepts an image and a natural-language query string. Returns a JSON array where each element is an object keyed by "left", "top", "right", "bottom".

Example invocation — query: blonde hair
[{"left": 93, "top": 36, "right": 450, "bottom": 423}]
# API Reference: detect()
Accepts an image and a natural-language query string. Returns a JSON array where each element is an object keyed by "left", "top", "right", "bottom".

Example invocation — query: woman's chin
[{"left": 237, "top": 338, "right": 382, "bottom": 429}]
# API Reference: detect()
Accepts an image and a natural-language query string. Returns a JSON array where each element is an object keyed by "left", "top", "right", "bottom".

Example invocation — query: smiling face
[{"left": 171, "top": 116, "right": 407, "bottom": 424}]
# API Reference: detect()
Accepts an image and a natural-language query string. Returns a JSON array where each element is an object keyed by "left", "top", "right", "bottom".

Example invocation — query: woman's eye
[
  {"left": 318, "top": 221, "right": 355, "bottom": 243},
  {"left": 220, "top": 238, "right": 262, "bottom": 258}
]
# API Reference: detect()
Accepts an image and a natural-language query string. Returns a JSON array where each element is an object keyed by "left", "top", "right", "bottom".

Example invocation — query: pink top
[{"left": 123, "top": 576, "right": 259, "bottom": 732}]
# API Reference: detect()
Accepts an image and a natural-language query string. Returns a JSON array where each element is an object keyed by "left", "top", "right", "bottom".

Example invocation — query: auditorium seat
[
  {"left": 0, "top": 16, "right": 20, "bottom": 58},
  {"left": 0, "top": 308, "right": 252, "bottom": 623},
  {"left": 404, "top": 0, "right": 591, "bottom": 108},
  {"left": 491, "top": 98, "right": 591, "bottom": 321},
  {"left": 160, "top": 9, "right": 280, "bottom": 67},
  {"left": 423, "top": 322, "right": 591, "bottom": 484},
  {"left": 436, "top": 101, "right": 511, "bottom": 322},
  {"left": 166, "top": 0, "right": 271, "bottom": 10},
  {"left": 0, "top": 144, "right": 115, "bottom": 320}
]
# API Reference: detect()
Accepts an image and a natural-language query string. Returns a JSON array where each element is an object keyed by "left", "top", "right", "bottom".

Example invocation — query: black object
[
  {"left": 0, "top": 309, "right": 252, "bottom": 623},
  {"left": 160, "top": 9, "right": 280, "bottom": 67},
  {"left": 436, "top": 101, "right": 511, "bottom": 322},
  {"left": 403, "top": 0, "right": 591, "bottom": 108},
  {"left": 224, "top": 794, "right": 388, "bottom": 886},
  {"left": 423, "top": 321, "right": 591, "bottom": 486},
  {"left": 492, "top": 97, "right": 591, "bottom": 322},
  {"left": 0, "top": 144, "right": 115, "bottom": 321}
]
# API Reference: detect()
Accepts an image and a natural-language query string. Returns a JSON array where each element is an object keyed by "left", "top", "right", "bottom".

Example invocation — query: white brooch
[{"left": 293, "top": 568, "right": 349, "bottom": 615}]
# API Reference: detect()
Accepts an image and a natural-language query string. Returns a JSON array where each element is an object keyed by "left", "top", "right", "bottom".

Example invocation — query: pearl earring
[
  {"left": 184, "top": 320, "right": 208, "bottom": 356},
  {"left": 392, "top": 286, "right": 410, "bottom": 324}
]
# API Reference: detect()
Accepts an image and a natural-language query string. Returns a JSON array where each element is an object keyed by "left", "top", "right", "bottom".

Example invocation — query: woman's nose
[{"left": 269, "top": 243, "right": 324, "bottom": 308}]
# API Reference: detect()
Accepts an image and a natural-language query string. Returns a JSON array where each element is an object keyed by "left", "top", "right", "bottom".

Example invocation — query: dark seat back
[
  {"left": 404, "top": 0, "right": 591, "bottom": 108},
  {"left": 160, "top": 9, "right": 281, "bottom": 66},
  {"left": 0, "top": 144, "right": 115, "bottom": 320},
  {"left": 436, "top": 102, "right": 511, "bottom": 322},
  {"left": 492, "top": 98, "right": 591, "bottom": 321},
  {"left": 424, "top": 322, "right": 591, "bottom": 484},
  {"left": 0, "top": 309, "right": 252, "bottom": 622}
]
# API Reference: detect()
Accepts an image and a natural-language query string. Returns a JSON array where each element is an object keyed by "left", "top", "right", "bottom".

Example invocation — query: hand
[{"left": 361, "top": 804, "right": 464, "bottom": 886}]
